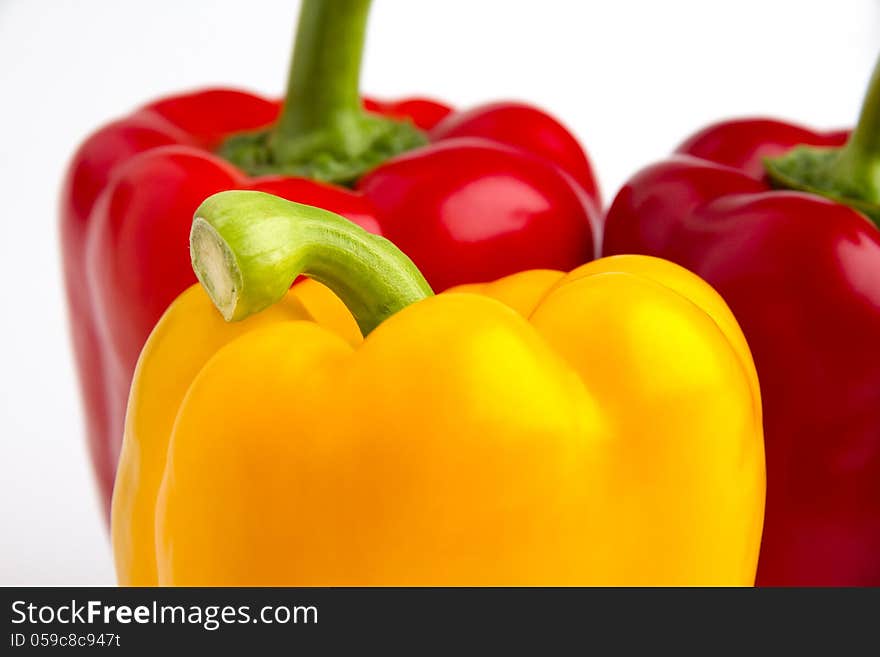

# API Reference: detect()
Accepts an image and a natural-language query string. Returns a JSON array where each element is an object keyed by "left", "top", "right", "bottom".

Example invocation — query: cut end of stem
[{"left": 190, "top": 217, "right": 243, "bottom": 321}]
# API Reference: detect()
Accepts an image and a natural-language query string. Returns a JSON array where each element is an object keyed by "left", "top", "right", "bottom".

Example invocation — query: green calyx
[
  {"left": 218, "top": 113, "right": 426, "bottom": 185},
  {"left": 764, "top": 147, "right": 880, "bottom": 225},
  {"left": 764, "top": 56, "right": 880, "bottom": 227},
  {"left": 190, "top": 190, "right": 433, "bottom": 336},
  {"left": 218, "top": 0, "right": 427, "bottom": 185}
]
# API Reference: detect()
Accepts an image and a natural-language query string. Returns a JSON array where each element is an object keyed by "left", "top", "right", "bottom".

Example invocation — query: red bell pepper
[
  {"left": 60, "top": 0, "right": 600, "bottom": 514},
  {"left": 603, "top": 57, "right": 880, "bottom": 585}
]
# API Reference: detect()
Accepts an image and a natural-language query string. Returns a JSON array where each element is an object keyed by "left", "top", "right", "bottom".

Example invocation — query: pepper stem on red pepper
[
  {"left": 218, "top": 0, "right": 427, "bottom": 184},
  {"left": 765, "top": 55, "right": 880, "bottom": 226},
  {"left": 190, "top": 190, "right": 433, "bottom": 335}
]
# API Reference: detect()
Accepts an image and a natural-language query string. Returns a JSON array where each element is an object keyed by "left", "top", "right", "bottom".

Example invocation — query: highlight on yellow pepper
[{"left": 111, "top": 190, "right": 765, "bottom": 586}]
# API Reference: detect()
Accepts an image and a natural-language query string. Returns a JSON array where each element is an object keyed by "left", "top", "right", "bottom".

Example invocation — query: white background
[{"left": 0, "top": 0, "right": 878, "bottom": 585}]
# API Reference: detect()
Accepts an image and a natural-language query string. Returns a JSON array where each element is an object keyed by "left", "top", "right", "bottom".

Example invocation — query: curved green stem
[
  {"left": 190, "top": 191, "right": 433, "bottom": 335},
  {"left": 218, "top": 0, "right": 426, "bottom": 184},
  {"left": 765, "top": 54, "right": 880, "bottom": 226}
]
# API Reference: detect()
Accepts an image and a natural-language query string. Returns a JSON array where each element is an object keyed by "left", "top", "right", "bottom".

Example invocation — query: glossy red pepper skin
[
  {"left": 603, "top": 118, "right": 880, "bottom": 586},
  {"left": 61, "top": 89, "right": 600, "bottom": 514}
]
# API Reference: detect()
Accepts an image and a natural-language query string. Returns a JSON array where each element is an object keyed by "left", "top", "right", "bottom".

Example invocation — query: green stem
[
  {"left": 764, "top": 55, "right": 880, "bottom": 226},
  {"left": 190, "top": 191, "right": 433, "bottom": 336},
  {"left": 826, "top": 56, "right": 880, "bottom": 199},
  {"left": 218, "top": 0, "right": 427, "bottom": 184},
  {"left": 272, "top": 0, "right": 371, "bottom": 149}
]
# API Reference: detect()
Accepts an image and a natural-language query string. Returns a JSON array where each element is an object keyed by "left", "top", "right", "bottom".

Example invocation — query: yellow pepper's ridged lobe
[
  {"left": 110, "top": 281, "right": 359, "bottom": 586},
  {"left": 112, "top": 256, "right": 764, "bottom": 586}
]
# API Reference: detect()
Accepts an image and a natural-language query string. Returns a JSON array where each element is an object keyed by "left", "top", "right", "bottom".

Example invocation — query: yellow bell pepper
[{"left": 111, "top": 190, "right": 765, "bottom": 586}]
